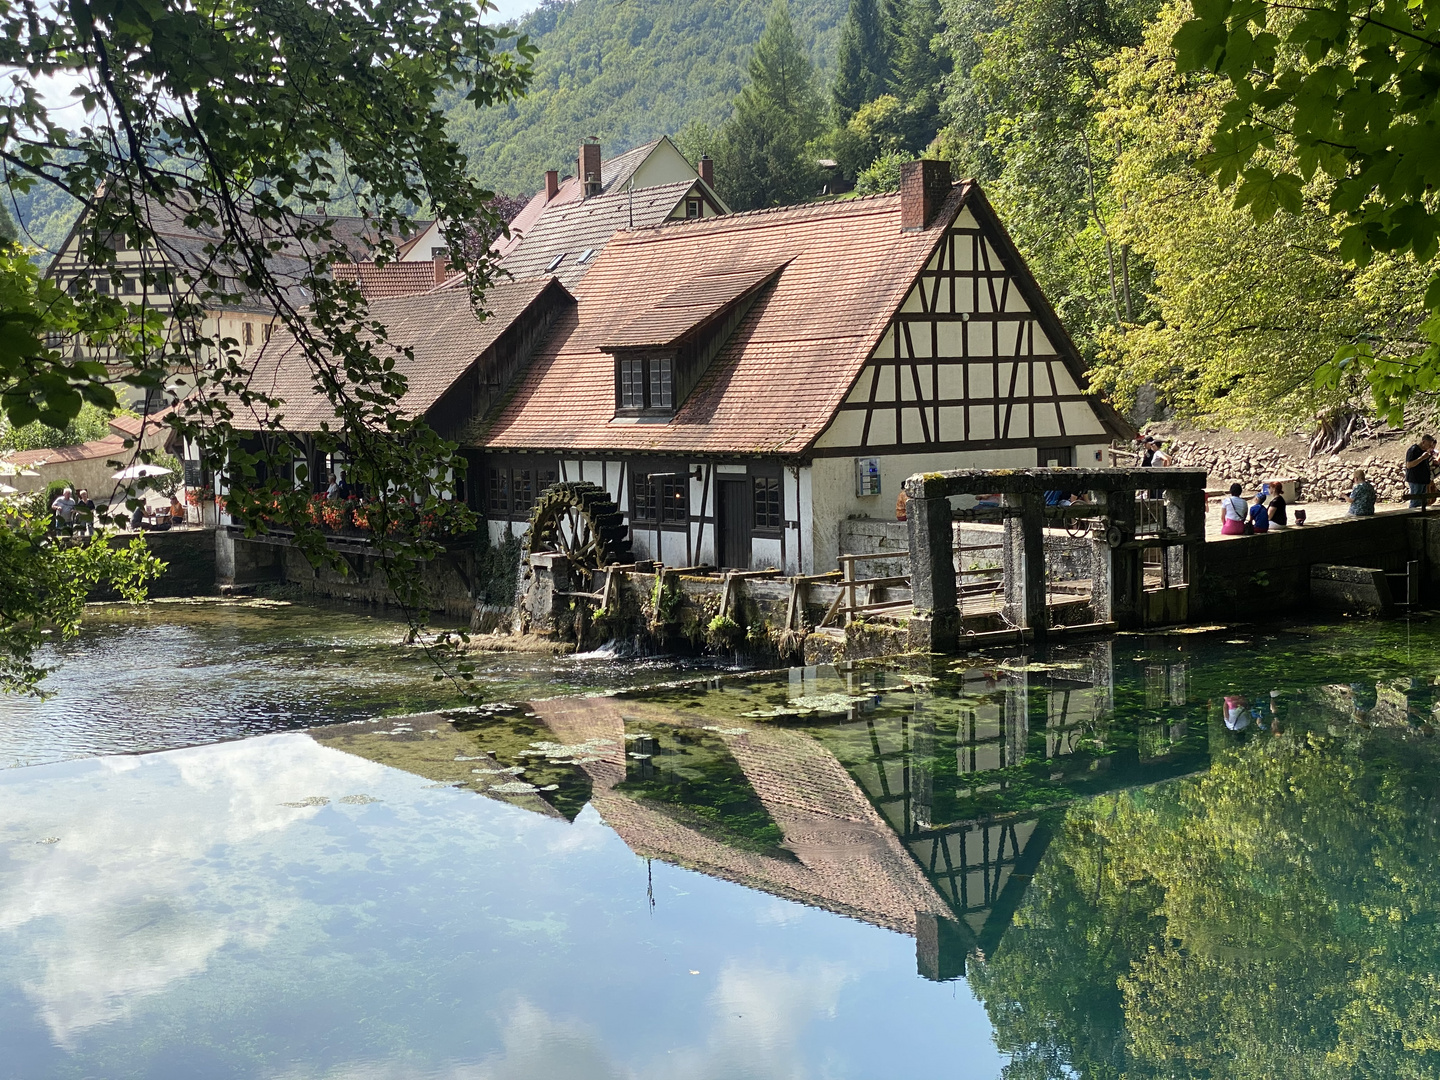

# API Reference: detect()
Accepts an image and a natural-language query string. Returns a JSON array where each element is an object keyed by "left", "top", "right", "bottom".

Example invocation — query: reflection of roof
[
  {"left": 601, "top": 263, "right": 785, "bottom": 350},
  {"left": 481, "top": 186, "right": 970, "bottom": 456},
  {"left": 495, "top": 180, "right": 697, "bottom": 287},
  {"left": 229, "top": 277, "right": 566, "bottom": 431},
  {"left": 531, "top": 696, "right": 953, "bottom": 935}
]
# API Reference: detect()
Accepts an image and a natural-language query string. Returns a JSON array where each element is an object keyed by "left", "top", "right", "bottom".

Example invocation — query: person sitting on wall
[
  {"left": 169, "top": 493, "right": 185, "bottom": 525},
  {"left": 895, "top": 488, "right": 908, "bottom": 522},
  {"left": 1267, "top": 483, "right": 1288, "bottom": 529},
  {"left": 1347, "top": 468, "right": 1377, "bottom": 516},
  {"left": 1220, "top": 483, "right": 1249, "bottom": 535},
  {"left": 974, "top": 493, "right": 1001, "bottom": 509},
  {"left": 1248, "top": 492, "right": 1270, "bottom": 533}
]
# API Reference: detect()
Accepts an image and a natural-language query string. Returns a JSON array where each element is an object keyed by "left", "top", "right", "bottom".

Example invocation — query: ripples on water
[
  {"left": 7, "top": 605, "right": 1440, "bottom": 1078},
  {"left": 0, "top": 599, "right": 726, "bottom": 766}
]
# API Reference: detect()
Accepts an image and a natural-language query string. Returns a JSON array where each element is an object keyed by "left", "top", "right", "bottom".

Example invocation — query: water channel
[{"left": 4, "top": 601, "right": 1440, "bottom": 1078}]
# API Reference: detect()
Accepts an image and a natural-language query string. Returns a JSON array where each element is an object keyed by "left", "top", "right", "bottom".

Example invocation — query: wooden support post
[{"left": 906, "top": 493, "right": 958, "bottom": 651}]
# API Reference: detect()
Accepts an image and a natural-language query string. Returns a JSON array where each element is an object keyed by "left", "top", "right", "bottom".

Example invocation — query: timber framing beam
[{"left": 903, "top": 467, "right": 1208, "bottom": 498}]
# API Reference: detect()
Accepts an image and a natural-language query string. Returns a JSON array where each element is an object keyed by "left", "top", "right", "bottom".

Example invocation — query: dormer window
[
  {"left": 616, "top": 353, "right": 673, "bottom": 414},
  {"left": 603, "top": 261, "right": 787, "bottom": 423},
  {"left": 686, "top": 198, "right": 702, "bottom": 219}
]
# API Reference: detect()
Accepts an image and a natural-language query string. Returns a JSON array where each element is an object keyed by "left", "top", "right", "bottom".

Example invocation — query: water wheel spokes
[{"left": 525, "top": 481, "right": 632, "bottom": 581}]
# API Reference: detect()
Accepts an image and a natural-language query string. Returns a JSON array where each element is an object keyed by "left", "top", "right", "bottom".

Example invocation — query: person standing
[
  {"left": 50, "top": 487, "right": 76, "bottom": 533},
  {"left": 1404, "top": 434, "right": 1436, "bottom": 509}
]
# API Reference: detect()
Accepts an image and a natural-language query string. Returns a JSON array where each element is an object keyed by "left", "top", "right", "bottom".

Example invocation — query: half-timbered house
[{"left": 471, "top": 161, "right": 1130, "bottom": 573}]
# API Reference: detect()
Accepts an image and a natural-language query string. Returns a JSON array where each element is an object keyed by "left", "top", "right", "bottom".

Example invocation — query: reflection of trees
[{"left": 973, "top": 732, "right": 1440, "bottom": 1079}]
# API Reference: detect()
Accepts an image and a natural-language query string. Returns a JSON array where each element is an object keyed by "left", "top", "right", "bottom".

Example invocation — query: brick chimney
[
  {"left": 900, "top": 159, "right": 953, "bottom": 232},
  {"left": 544, "top": 169, "right": 559, "bottom": 201},
  {"left": 579, "top": 139, "right": 602, "bottom": 198},
  {"left": 433, "top": 254, "right": 450, "bottom": 285},
  {"left": 698, "top": 154, "right": 714, "bottom": 189}
]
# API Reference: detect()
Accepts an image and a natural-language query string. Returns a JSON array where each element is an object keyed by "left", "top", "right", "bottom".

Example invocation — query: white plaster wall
[{"left": 806, "top": 447, "right": 1051, "bottom": 574}]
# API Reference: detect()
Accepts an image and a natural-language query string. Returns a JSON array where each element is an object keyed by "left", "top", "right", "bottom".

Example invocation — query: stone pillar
[
  {"left": 1094, "top": 489, "right": 1144, "bottom": 629},
  {"left": 1164, "top": 488, "right": 1206, "bottom": 586},
  {"left": 1002, "top": 493, "right": 1047, "bottom": 637},
  {"left": 215, "top": 526, "right": 235, "bottom": 587},
  {"left": 907, "top": 493, "right": 959, "bottom": 650}
]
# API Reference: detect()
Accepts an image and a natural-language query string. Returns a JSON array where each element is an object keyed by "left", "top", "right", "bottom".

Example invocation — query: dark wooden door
[{"left": 717, "top": 477, "right": 752, "bottom": 569}]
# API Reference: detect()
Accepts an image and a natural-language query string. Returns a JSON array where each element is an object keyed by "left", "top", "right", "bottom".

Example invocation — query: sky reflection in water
[{"left": 7, "top": 609, "right": 1440, "bottom": 1077}]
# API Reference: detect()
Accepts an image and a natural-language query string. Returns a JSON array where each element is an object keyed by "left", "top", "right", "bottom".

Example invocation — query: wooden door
[{"left": 717, "top": 477, "right": 752, "bottom": 569}]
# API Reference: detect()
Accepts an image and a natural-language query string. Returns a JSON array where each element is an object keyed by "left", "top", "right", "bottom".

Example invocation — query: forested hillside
[{"left": 451, "top": 0, "right": 849, "bottom": 195}]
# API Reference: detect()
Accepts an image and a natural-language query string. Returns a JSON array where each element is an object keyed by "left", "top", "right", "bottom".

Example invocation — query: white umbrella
[
  {"left": 111, "top": 464, "right": 173, "bottom": 481},
  {"left": 0, "top": 463, "right": 39, "bottom": 477},
  {"left": 0, "top": 483, "right": 16, "bottom": 495}
]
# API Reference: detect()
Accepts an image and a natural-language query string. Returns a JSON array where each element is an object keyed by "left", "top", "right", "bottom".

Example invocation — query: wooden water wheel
[{"left": 525, "top": 481, "right": 631, "bottom": 575}]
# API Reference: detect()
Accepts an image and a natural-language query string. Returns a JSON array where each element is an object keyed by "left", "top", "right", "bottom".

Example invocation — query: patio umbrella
[
  {"left": 0, "top": 483, "right": 16, "bottom": 495},
  {"left": 0, "top": 463, "right": 39, "bottom": 477},
  {"left": 111, "top": 464, "right": 173, "bottom": 481}
]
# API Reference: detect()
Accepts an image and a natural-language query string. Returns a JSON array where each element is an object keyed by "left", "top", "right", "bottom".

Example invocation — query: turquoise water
[{"left": 5, "top": 606, "right": 1440, "bottom": 1077}]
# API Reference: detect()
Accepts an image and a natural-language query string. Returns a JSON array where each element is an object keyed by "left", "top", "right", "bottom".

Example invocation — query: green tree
[
  {"left": 1089, "top": 2, "right": 1428, "bottom": 425},
  {"left": 0, "top": 0, "right": 534, "bottom": 692},
  {"left": 833, "top": 0, "right": 895, "bottom": 121},
  {"left": 744, "top": 0, "right": 827, "bottom": 140},
  {"left": 714, "top": 0, "right": 824, "bottom": 208},
  {"left": 892, "top": 0, "right": 949, "bottom": 149},
  {"left": 1172, "top": 0, "right": 1440, "bottom": 423}
]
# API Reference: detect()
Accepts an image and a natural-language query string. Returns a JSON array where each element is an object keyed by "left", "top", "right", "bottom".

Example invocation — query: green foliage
[
  {"left": 443, "top": 0, "right": 849, "bottom": 197},
  {"left": 714, "top": 0, "right": 827, "bottom": 209},
  {"left": 0, "top": 507, "right": 164, "bottom": 694},
  {"left": 855, "top": 148, "right": 910, "bottom": 193},
  {"left": 834, "top": 0, "right": 895, "bottom": 120},
  {"left": 0, "top": 402, "right": 115, "bottom": 453},
  {"left": 706, "top": 613, "right": 743, "bottom": 650},
  {"left": 1087, "top": 2, "right": 1429, "bottom": 425},
  {"left": 1173, "top": 0, "right": 1440, "bottom": 422}
]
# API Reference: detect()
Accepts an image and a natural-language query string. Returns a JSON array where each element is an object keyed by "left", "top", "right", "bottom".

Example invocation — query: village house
[
  {"left": 44, "top": 193, "right": 427, "bottom": 409},
  {"left": 333, "top": 136, "right": 727, "bottom": 300},
  {"left": 226, "top": 159, "right": 1129, "bottom": 578},
  {"left": 471, "top": 160, "right": 1130, "bottom": 574}
]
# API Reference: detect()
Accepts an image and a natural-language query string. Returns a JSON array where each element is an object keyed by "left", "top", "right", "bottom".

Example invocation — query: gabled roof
[
  {"left": 479, "top": 189, "right": 968, "bottom": 456},
  {"left": 229, "top": 277, "right": 567, "bottom": 432},
  {"left": 494, "top": 179, "right": 700, "bottom": 287},
  {"left": 601, "top": 263, "right": 786, "bottom": 350},
  {"left": 479, "top": 182, "right": 1126, "bottom": 458}
]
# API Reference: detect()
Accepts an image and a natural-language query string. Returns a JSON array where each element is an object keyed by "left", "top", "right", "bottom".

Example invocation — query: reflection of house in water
[{"left": 313, "top": 648, "right": 1206, "bottom": 981}]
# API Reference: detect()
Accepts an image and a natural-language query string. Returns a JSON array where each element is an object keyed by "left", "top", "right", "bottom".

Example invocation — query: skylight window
[
  {"left": 577, "top": 248, "right": 596, "bottom": 264},
  {"left": 545, "top": 253, "right": 565, "bottom": 273}
]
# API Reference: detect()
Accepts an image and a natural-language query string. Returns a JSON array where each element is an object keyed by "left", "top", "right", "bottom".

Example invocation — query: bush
[{"left": 855, "top": 150, "right": 909, "bottom": 195}]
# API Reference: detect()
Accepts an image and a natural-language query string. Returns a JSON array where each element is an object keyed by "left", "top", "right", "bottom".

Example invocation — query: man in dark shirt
[{"left": 1405, "top": 434, "right": 1437, "bottom": 509}]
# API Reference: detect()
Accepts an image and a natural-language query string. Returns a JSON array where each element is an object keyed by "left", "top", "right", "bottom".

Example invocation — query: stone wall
[
  {"left": 1163, "top": 436, "right": 1409, "bottom": 503},
  {"left": 91, "top": 527, "right": 218, "bottom": 600}
]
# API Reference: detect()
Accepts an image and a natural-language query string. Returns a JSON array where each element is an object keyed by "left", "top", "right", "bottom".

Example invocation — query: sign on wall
[{"left": 855, "top": 457, "right": 881, "bottom": 497}]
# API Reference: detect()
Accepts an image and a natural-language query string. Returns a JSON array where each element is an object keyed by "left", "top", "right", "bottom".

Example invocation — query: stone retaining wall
[{"left": 1164, "top": 437, "right": 1409, "bottom": 503}]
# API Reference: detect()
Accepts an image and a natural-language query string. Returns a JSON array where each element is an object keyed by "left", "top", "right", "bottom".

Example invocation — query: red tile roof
[
  {"left": 479, "top": 188, "right": 973, "bottom": 457},
  {"left": 333, "top": 261, "right": 445, "bottom": 299},
  {"left": 228, "top": 278, "right": 565, "bottom": 431},
  {"left": 601, "top": 262, "right": 786, "bottom": 350},
  {"left": 5, "top": 433, "right": 128, "bottom": 468}
]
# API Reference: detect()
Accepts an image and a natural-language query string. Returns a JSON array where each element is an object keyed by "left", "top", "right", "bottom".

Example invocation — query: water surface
[{"left": 5, "top": 607, "right": 1440, "bottom": 1078}]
